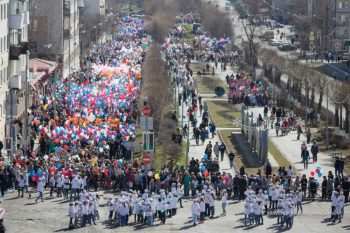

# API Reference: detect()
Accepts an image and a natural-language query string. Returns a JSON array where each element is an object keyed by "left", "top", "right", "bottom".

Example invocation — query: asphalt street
[{"left": 1, "top": 189, "right": 349, "bottom": 233}]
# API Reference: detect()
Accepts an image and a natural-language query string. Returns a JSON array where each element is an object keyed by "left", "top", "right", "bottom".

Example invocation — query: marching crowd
[{"left": 0, "top": 9, "right": 348, "bottom": 233}]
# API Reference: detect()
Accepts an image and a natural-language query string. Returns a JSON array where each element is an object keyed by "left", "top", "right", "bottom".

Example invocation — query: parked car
[
  {"left": 268, "top": 39, "right": 282, "bottom": 46},
  {"left": 277, "top": 44, "right": 296, "bottom": 51}
]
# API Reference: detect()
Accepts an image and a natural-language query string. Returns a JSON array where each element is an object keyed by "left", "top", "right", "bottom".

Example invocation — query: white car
[{"left": 269, "top": 39, "right": 281, "bottom": 46}]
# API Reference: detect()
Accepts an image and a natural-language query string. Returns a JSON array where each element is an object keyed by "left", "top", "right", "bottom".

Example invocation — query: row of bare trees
[
  {"left": 258, "top": 48, "right": 350, "bottom": 135},
  {"left": 143, "top": 0, "right": 233, "bottom": 42}
]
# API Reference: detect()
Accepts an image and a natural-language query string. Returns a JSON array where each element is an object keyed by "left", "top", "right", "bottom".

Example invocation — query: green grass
[
  {"left": 268, "top": 141, "right": 291, "bottom": 167},
  {"left": 179, "top": 142, "right": 187, "bottom": 166},
  {"left": 206, "top": 101, "right": 241, "bottom": 128},
  {"left": 196, "top": 76, "right": 228, "bottom": 94},
  {"left": 154, "top": 146, "right": 166, "bottom": 171}
]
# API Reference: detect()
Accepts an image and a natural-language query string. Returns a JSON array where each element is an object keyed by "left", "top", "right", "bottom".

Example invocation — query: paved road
[{"left": 1, "top": 188, "right": 349, "bottom": 233}]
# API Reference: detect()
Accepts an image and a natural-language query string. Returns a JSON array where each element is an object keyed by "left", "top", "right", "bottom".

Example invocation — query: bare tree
[
  {"left": 200, "top": 5, "right": 234, "bottom": 39},
  {"left": 141, "top": 44, "right": 172, "bottom": 134}
]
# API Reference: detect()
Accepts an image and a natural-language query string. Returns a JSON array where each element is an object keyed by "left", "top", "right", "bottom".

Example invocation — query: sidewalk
[
  {"left": 248, "top": 107, "right": 336, "bottom": 181},
  {"left": 177, "top": 61, "right": 239, "bottom": 174}
]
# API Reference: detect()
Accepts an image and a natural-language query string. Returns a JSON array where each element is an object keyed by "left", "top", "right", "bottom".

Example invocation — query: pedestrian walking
[{"left": 219, "top": 143, "right": 226, "bottom": 161}]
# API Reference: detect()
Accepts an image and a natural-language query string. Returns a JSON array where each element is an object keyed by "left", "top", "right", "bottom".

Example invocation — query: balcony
[
  {"left": 6, "top": 93, "right": 25, "bottom": 118},
  {"left": 8, "top": 13, "right": 29, "bottom": 29},
  {"left": 63, "top": 29, "right": 71, "bottom": 39},
  {"left": 9, "top": 45, "right": 22, "bottom": 60},
  {"left": 63, "top": 7, "right": 71, "bottom": 17}
]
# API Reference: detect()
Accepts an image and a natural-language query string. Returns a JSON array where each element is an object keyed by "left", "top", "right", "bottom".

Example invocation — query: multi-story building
[
  {"left": 7, "top": 0, "right": 30, "bottom": 147},
  {"left": 0, "top": 0, "right": 9, "bottom": 143},
  {"left": 84, "top": 0, "right": 105, "bottom": 17},
  {"left": 271, "top": 0, "right": 308, "bottom": 24},
  {"left": 333, "top": 0, "right": 350, "bottom": 51},
  {"left": 29, "top": 0, "right": 81, "bottom": 78}
]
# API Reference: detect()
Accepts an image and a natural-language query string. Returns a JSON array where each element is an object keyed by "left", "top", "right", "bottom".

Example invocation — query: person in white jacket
[
  {"left": 170, "top": 194, "right": 178, "bottom": 216},
  {"left": 107, "top": 197, "right": 114, "bottom": 221},
  {"left": 333, "top": 194, "right": 343, "bottom": 223},
  {"left": 119, "top": 201, "right": 129, "bottom": 226},
  {"left": 221, "top": 190, "right": 227, "bottom": 216},
  {"left": 63, "top": 176, "right": 70, "bottom": 200},
  {"left": 199, "top": 197, "right": 206, "bottom": 223},
  {"left": 295, "top": 190, "right": 303, "bottom": 214},
  {"left": 133, "top": 200, "right": 142, "bottom": 223},
  {"left": 145, "top": 204, "right": 153, "bottom": 226},
  {"left": 70, "top": 175, "right": 80, "bottom": 201},
  {"left": 82, "top": 200, "right": 90, "bottom": 227},
  {"left": 18, "top": 173, "right": 31, "bottom": 198},
  {"left": 191, "top": 199, "right": 200, "bottom": 226},
  {"left": 88, "top": 202, "right": 96, "bottom": 225},
  {"left": 331, "top": 191, "right": 338, "bottom": 219},
  {"left": 253, "top": 200, "right": 263, "bottom": 225},
  {"left": 56, "top": 174, "right": 63, "bottom": 198},
  {"left": 263, "top": 190, "right": 268, "bottom": 215},
  {"left": 244, "top": 200, "right": 251, "bottom": 225},
  {"left": 49, "top": 173, "right": 55, "bottom": 197},
  {"left": 92, "top": 195, "right": 100, "bottom": 221},
  {"left": 158, "top": 198, "right": 167, "bottom": 224},
  {"left": 35, "top": 176, "right": 45, "bottom": 203},
  {"left": 68, "top": 202, "right": 76, "bottom": 228}
]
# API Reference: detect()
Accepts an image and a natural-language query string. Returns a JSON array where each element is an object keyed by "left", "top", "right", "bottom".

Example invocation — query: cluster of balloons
[
  {"left": 200, "top": 154, "right": 209, "bottom": 177},
  {"left": 35, "top": 16, "right": 150, "bottom": 153},
  {"left": 310, "top": 166, "right": 323, "bottom": 177}
]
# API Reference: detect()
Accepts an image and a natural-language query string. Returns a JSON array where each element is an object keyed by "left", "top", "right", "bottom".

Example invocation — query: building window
[
  {"left": 1, "top": 5, "right": 3, "bottom": 20},
  {"left": 339, "top": 1, "right": 346, "bottom": 9},
  {"left": 31, "top": 19, "right": 38, "bottom": 32}
]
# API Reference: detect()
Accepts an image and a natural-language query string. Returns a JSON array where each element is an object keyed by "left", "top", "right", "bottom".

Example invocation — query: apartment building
[
  {"left": 29, "top": 0, "right": 81, "bottom": 78},
  {"left": 0, "top": 0, "right": 9, "bottom": 143}
]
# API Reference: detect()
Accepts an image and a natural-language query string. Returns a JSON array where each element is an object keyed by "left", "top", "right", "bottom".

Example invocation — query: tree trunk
[
  {"left": 345, "top": 105, "right": 349, "bottom": 133},
  {"left": 335, "top": 105, "right": 339, "bottom": 127},
  {"left": 317, "top": 88, "right": 323, "bottom": 113},
  {"left": 298, "top": 80, "right": 303, "bottom": 102},
  {"left": 340, "top": 106, "right": 343, "bottom": 129},
  {"left": 310, "top": 87, "right": 315, "bottom": 109}
]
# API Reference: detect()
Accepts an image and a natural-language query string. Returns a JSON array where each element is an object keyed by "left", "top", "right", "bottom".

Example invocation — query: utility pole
[
  {"left": 326, "top": 82, "right": 329, "bottom": 149},
  {"left": 23, "top": 50, "right": 30, "bottom": 156}
]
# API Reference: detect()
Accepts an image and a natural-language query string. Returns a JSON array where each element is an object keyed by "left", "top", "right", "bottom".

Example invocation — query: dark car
[{"left": 277, "top": 44, "right": 296, "bottom": 51}]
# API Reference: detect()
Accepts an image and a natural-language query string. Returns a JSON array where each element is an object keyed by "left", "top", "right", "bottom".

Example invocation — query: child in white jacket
[{"left": 68, "top": 202, "right": 76, "bottom": 228}]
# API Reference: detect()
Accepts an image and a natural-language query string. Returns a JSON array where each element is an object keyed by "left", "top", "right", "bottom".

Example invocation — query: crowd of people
[
  {"left": 0, "top": 9, "right": 348, "bottom": 232},
  {"left": 227, "top": 73, "right": 270, "bottom": 106}
]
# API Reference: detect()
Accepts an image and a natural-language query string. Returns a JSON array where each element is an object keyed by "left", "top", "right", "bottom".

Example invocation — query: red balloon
[
  {"left": 310, "top": 171, "right": 315, "bottom": 176},
  {"left": 49, "top": 167, "right": 57, "bottom": 174},
  {"left": 203, "top": 170, "right": 209, "bottom": 177},
  {"left": 62, "top": 170, "right": 68, "bottom": 176}
]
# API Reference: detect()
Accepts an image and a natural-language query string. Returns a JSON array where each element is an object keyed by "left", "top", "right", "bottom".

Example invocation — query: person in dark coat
[
  {"left": 311, "top": 141, "right": 318, "bottom": 163},
  {"left": 238, "top": 175, "right": 247, "bottom": 200}
]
